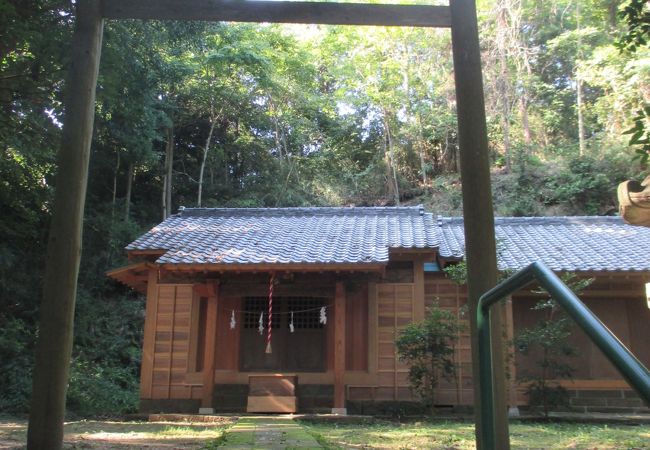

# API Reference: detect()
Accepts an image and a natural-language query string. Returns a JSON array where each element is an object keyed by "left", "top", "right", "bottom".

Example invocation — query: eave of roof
[
  {"left": 159, "top": 262, "right": 386, "bottom": 273},
  {"left": 106, "top": 262, "right": 152, "bottom": 293},
  {"left": 437, "top": 215, "right": 650, "bottom": 272}
]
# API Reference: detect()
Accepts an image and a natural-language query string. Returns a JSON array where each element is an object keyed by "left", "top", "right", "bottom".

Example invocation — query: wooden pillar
[
  {"left": 27, "top": 2, "right": 104, "bottom": 449},
  {"left": 140, "top": 268, "right": 159, "bottom": 399},
  {"left": 413, "top": 257, "right": 426, "bottom": 322},
  {"left": 449, "top": 0, "right": 510, "bottom": 448},
  {"left": 505, "top": 297, "right": 519, "bottom": 416},
  {"left": 367, "top": 282, "right": 378, "bottom": 375},
  {"left": 200, "top": 282, "right": 219, "bottom": 413},
  {"left": 333, "top": 281, "right": 347, "bottom": 414}
]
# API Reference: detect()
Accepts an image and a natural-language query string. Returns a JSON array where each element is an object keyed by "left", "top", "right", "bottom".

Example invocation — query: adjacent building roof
[
  {"left": 126, "top": 206, "right": 438, "bottom": 266},
  {"left": 438, "top": 216, "right": 650, "bottom": 272},
  {"left": 126, "top": 208, "right": 650, "bottom": 272}
]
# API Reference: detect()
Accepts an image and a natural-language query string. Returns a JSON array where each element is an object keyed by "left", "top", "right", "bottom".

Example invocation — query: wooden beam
[
  {"left": 101, "top": 0, "right": 451, "bottom": 28},
  {"left": 413, "top": 257, "right": 426, "bottom": 322},
  {"left": 188, "top": 292, "right": 201, "bottom": 373},
  {"left": 201, "top": 281, "right": 219, "bottom": 410},
  {"left": 140, "top": 269, "right": 159, "bottom": 399},
  {"left": 505, "top": 297, "right": 518, "bottom": 416},
  {"left": 333, "top": 282, "right": 346, "bottom": 412},
  {"left": 450, "top": 0, "right": 509, "bottom": 447},
  {"left": 367, "top": 282, "right": 378, "bottom": 375},
  {"left": 27, "top": 2, "right": 104, "bottom": 449}
]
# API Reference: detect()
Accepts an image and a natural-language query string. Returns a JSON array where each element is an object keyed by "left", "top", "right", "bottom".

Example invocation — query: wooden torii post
[{"left": 26, "top": 1, "right": 508, "bottom": 449}]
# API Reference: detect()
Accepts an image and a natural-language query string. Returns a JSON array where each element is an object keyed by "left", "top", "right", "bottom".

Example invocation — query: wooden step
[
  {"left": 247, "top": 395, "right": 297, "bottom": 413},
  {"left": 247, "top": 374, "right": 298, "bottom": 413}
]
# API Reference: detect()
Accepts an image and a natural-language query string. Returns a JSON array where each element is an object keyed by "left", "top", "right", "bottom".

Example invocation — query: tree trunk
[
  {"left": 576, "top": 1, "right": 586, "bottom": 156},
  {"left": 500, "top": 70, "right": 512, "bottom": 172},
  {"left": 519, "top": 95, "right": 532, "bottom": 145},
  {"left": 417, "top": 113, "right": 428, "bottom": 185},
  {"left": 606, "top": 0, "right": 619, "bottom": 28},
  {"left": 496, "top": 1, "right": 512, "bottom": 172},
  {"left": 162, "top": 126, "right": 174, "bottom": 219},
  {"left": 111, "top": 151, "right": 120, "bottom": 221},
  {"left": 383, "top": 114, "right": 400, "bottom": 205},
  {"left": 383, "top": 131, "right": 396, "bottom": 203},
  {"left": 576, "top": 77, "right": 586, "bottom": 156},
  {"left": 26, "top": 2, "right": 103, "bottom": 449},
  {"left": 198, "top": 117, "right": 216, "bottom": 207},
  {"left": 450, "top": 0, "right": 510, "bottom": 448},
  {"left": 124, "top": 161, "right": 134, "bottom": 221}
]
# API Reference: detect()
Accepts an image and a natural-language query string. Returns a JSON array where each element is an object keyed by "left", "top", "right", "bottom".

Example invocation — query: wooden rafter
[
  {"left": 101, "top": 0, "right": 451, "bottom": 28},
  {"left": 106, "top": 262, "right": 154, "bottom": 293}
]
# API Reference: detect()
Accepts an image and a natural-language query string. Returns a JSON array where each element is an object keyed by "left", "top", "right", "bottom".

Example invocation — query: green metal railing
[{"left": 477, "top": 261, "right": 650, "bottom": 450}]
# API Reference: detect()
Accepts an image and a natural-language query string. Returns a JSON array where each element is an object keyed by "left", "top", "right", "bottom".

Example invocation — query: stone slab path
[{"left": 219, "top": 416, "right": 322, "bottom": 449}]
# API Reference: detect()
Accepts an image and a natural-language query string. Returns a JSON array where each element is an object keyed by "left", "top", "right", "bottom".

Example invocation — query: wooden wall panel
[
  {"left": 376, "top": 283, "right": 414, "bottom": 400},
  {"left": 424, "top": 273, "right": 471, "bottom": 405},
  {"left": 626, "top": 296, "right": 650, "bottom": 368},
  {"left": 148, "top": 284, "right": 195, "bottom": 400},
  {"left": 346, "top": 283, "right": 369, "bottom": 371},
  {"left": 511, "top": 274, "right": 649, "bottom": 388},
  {"left": 585, "top": 299, "right": 630, "bottom": 379}
]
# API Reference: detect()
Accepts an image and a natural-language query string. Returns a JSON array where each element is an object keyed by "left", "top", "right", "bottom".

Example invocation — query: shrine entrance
[{"left": 239, "top": 296, "right": 327, "bottom": 372}]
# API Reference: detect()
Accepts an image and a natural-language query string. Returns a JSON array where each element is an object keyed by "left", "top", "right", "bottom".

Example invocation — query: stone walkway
[{"left": 219, "top": 416, "right": 322, "bottom": 449}]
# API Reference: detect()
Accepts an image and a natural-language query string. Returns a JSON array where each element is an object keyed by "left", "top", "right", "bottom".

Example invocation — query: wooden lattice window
[
  {"left": 243, "top": 297, "right": 281, "bottom": 329},
  {"left": 287, "top": 297, "right": 326, "bottom": 329}
]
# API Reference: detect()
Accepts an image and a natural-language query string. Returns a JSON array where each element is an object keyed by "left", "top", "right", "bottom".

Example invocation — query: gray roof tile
[
  {"left": 127, "top": 210, "right": 650, "bottom": 272},
  {"left": 126, "top": 206, "right": 438, "bottom": 265},
  {"left": 438, "top": 216, "right": 650, "bottom": 272}
]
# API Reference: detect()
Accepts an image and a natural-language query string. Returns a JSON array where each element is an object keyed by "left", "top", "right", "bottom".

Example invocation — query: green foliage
[
  {"left": 0, "top": 317, "right": 34, "bottom": 412},
  {"left": 544, "top": 157, "right": 616, "bottom": 215},
  {"left": 616, "top": 0, "right": 650, "bottom": 53},
  {"left": 624, "top": 106, "right": 650, "bottom": 164},
  {"left": 395, "top": 303, "right": 463, "bottom": 412},
  {"left": 515, "top": 274, "right": 593, "bottom": 416},
  {"left": 65, "top": 287, "right": 144, "bottom": 416},
  {"left": 443, "top": 261, "right": 467, "bottom": 286},
  {"left": 615, "top": 0, "right": 649, "bottom": 165}
]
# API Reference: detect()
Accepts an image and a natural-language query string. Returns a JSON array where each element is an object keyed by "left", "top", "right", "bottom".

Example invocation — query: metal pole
[{"left": 478, "top": 262, "right": 650, "bottom": 450}]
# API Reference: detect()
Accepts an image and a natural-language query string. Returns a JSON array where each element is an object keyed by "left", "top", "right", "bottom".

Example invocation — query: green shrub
[
  {"left": 395, "top": 303, "right": 463, "bottom": 413},
  {"left": 0, "top": 316, "right": 34, "bottom": 412},
  {"left": 515, "top": 274, "right": 592, "bottom": 416}
]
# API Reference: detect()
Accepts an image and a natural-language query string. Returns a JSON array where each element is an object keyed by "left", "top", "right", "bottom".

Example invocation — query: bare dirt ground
[{"left": 0, "top": 417, "right": 236, "bottom": 449}]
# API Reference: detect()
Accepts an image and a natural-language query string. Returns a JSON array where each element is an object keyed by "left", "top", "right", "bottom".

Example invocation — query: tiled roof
[
  {"left": 127, "top": 209, "right": 650, "bottom": 272},
  {"left": 438, "top": 216, "right": 650, "bottom": 272},
  {"left": 126, "top": 206, "right": 438, "bottom": 265}
]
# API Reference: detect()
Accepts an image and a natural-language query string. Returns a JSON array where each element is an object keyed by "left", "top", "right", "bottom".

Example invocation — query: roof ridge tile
[{"left": 178, "top": 205, "right": 426, "bottom": 218}]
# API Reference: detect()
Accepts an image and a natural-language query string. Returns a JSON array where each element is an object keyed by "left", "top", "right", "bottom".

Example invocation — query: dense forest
[{"left": 0, "top": 0, "right": 648, "bottom": 415}]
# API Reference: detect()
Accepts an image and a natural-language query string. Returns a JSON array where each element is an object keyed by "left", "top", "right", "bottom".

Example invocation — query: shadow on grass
[{"left": 0, "top": 417, "right": 237, "bottom": 450}]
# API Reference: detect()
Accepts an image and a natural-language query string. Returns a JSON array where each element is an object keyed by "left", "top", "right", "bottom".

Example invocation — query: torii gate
[{"left": 27, "top": 1, "right": 508, "bottom": 449}]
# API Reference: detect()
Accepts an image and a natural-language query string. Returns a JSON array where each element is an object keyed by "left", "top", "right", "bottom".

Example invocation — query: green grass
[
  {"left": 0, "top": 417, "right": 236, "bottom": 449},
  {"left": 301, "top": 420, "right": 650, "bottom": 449}
]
